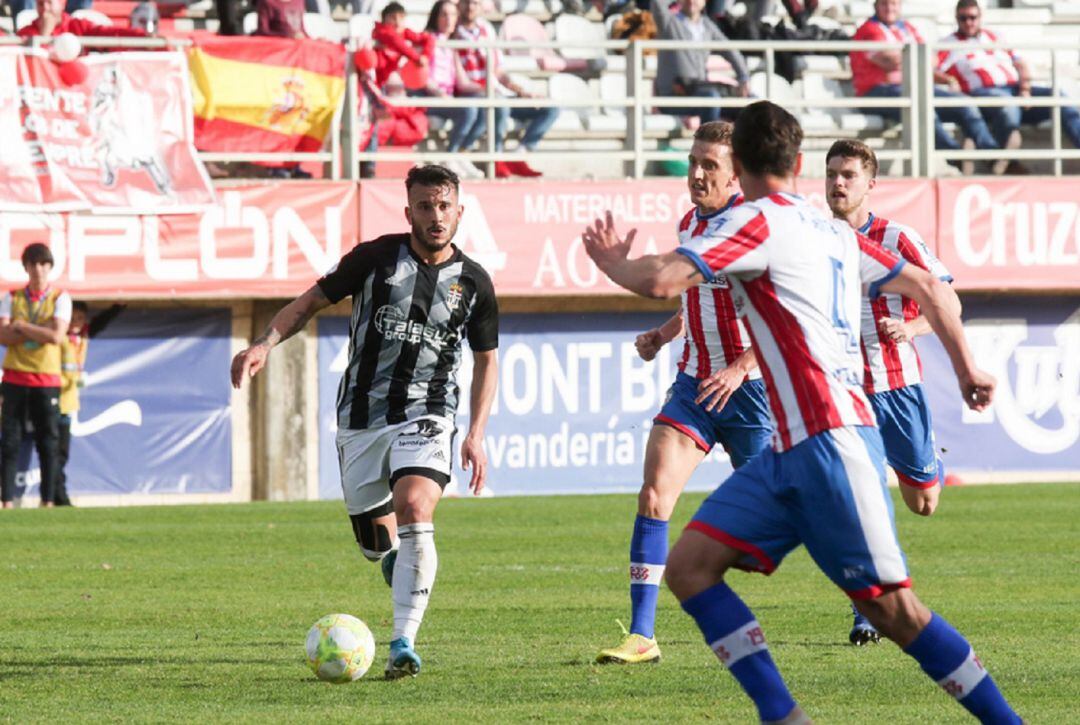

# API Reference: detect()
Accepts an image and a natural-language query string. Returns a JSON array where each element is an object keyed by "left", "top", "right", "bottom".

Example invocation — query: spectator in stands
[
  {"left": 0, "top": 243, "right": 71, "bottom": 510},
  {"left": 254, "top": 0, "right": 306, "bottom": 38},
  {"left": 376, "top": 72, "right": 431, "bottom": 149},
  {"left": 55, "top": 302, "right": 124, "bottom": 507},
  {"left": 17, "top": 0, "right": 150, "bottom": 37},
  {"left": 707, "top": 0, "right": 817, "bottom": 30},
  {"left": 423, "top": 0, "right": 485, "bottom": 179},
  {"left": 939, "top": 0, "right": 1080, "bottom": 167},
  {"left": 651, "top": 0, "right": 750, "bottom": 128},
  {"left": 851, "top": 0, "right": 1002, "bottom": 167},
  {"left": 455, "top": 0, "right": 559, "bottom": 178},
  {"left": 373, "top": 2, "right": 435, "bottom": 87},
  {"left": 217, "top": 0, "right": 244, "bottom": 36}
]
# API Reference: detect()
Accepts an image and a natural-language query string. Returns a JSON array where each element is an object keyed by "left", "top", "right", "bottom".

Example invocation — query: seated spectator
[
  {"left": 707, "top": 0, "right": 817, "bottom": 30},
  {"left": 651, "top": 0, "right": 750, "bottom": 128},
  {"left": 376, "top": 72, "right": 430, "bottom": 148},
  {"left": 454, "top": 0, "right": 559, "bottom": 178},
  {"left": 422, "top": 0, "right": 485, "bottom": 179},
  {"left": 373, "top": 2, "right": 435, "bottom": 87},
  {"left": 939, "top": 0, "right": 1080, "bottom": 171},
  {"left": 254, "top": 0, "right": 305, "bottom": 38},
  {"left": 17, "top": 0, "right": 150, "bottom": 37},
  {"left": 851, "top": 0, "right": 1001, "bottom": 167},
  {"left": 7, "top": 0, "right": 93, "bottom": 19}
]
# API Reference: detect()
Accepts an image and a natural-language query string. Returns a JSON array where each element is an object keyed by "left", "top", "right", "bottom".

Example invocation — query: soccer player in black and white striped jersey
[{"left": 231, "top": 164, "right": 499, "bottom": 680}]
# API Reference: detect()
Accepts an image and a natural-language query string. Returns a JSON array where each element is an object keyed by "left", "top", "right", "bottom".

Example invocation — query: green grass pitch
[{"left": 0, "top": 483, "right": 1076, "bottom": 723}]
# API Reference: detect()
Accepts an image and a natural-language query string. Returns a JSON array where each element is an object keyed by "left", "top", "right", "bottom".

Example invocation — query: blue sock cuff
[
  {"left": 631, "top": 515, "right": 669, "bottom": 563},
  {"left": 904, "top": 613, "right": 971, "bottom": 679}
]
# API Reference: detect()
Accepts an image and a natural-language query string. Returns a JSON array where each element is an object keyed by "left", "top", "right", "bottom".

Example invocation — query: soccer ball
[{"left": 305, "top": 613, "right": 376, "bottom": 683}]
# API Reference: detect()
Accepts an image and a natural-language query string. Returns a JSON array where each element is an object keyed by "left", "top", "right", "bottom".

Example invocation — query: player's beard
[
  {"left": 828, "top": 191, "right": 863, "bottom": 219},
  {"left": 412, "top": 217, "right": 458, "bottom": 255}
]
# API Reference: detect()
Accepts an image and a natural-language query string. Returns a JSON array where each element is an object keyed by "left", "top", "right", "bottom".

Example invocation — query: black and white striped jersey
[{"left": 318, "top": 233, "right": 499, "bottom": 431}]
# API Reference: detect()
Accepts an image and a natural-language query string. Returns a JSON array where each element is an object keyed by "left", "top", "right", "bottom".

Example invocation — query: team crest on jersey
[{"left": 446, "top": 283, "right": 463, "bottom": 311}]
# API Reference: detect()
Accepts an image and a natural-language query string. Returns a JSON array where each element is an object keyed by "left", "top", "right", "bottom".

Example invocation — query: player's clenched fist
[
  {"left": 230, "top": 341, "right": 271, "bottom": 389},
  {"left": 635, "top": 328, "right": 664, "bottom": 361},
  {"left": 959, "top": 368, "right": 995, "bottom": 412}
]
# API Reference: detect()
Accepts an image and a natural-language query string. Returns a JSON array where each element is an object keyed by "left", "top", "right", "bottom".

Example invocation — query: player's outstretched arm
[
  {"left": 636, "top": 311, "right": 684, "bottom": 361},
  {"left": 583, "top": 211, "right": 703, "bottom": 299},
  {"left": 230, "top": 285, "right": 331, "bottom": 389},
  {"left": 880, "top": 267, "right": 993, "bottom": 411},
  {"left": 462, "top": 349, "right": 498, "bottom": 495}
]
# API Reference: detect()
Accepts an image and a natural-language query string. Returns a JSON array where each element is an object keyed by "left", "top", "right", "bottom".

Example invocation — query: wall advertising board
[{"left": 8, "top": 308, "right": 232, "bottom": 502}]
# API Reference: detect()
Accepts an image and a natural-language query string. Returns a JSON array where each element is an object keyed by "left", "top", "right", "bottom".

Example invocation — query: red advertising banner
[
  {"left": 1, "top": 177, "right": 1074, "bottom": 299},
  {"left": 0, "top": 48, "right": 215, "bottom": 215},
  {"left": 358, "top": 178, "right": 937, "bottom": 296},
  {"left": 937, "top": 179, "right": 1080, "bottom": 290},
  {"left": 0, "top": 181, "right": 357, "bottom": 298}
]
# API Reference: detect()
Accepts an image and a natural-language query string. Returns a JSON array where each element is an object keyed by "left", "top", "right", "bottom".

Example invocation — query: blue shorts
[
  {"left": 870, "top": 384, "right": 944, "bottom": 489},
  {"left": 688, "top": 425, "right": 912, "bottom": 600},
  {"left": 655, "top": 373, "right": 772, "bottom": 468}
]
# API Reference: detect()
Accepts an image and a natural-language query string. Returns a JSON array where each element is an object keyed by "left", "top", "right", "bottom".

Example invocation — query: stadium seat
[
  {"left": 348, "top": 12, "right": 375, "bottom": 39},
  {"left": 242, "top": 11, "right": 258, "bottom": 34},
  {"left": 548, "top": 72, "right": 596, "bottom": 125},
  {"left": 553, "top": 14, "right": 606, "bottom": 60},
  {"left": 499, "top": 13, "right": 568, "bottom": 71},
  {"left": 303, "top": 12, "right": 343, "bottom": 41},
  {"left": 15, "top": 9, "right": 37, "bottom": 30},
  {"left": 72, "top": 8, "right": 114, "bottom": 26},
  {"left": 599, "top": 72, "right": 627, "bottom": 119}
]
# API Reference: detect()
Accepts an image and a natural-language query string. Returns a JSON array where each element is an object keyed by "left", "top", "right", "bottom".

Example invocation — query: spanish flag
[{"left": 188, "top": 36, "right": 346, "bottom": 153}]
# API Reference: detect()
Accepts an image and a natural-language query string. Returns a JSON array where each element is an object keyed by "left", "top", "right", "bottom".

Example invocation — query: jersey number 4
[{"left": 829, "top": 258, "right": 859, "bottom": 354}]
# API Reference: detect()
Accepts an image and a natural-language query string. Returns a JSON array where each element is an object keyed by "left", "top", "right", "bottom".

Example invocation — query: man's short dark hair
[
  {"left": 826, "top": 139, "right": 879, "bottom": 178},
  {"left": 72, "top": 301, "right": 89, "bottom": 315},
  {"left": 955, "top": 0, "right": 979, "bottom": 12},
  {"left": 732, "top": 101, "right": 803, "bottom": 177},
  {"left": 21, "top": 242, "right": 54, "bottom": 268},
  {"left": 381, "top": 1, "right": 405, "bottom": 20},
  {"left": 693, "top": 120, "right": 734, "bottom": 147},
  {"left": 406, "top": 164, "right": 460, "bottom": 195}
]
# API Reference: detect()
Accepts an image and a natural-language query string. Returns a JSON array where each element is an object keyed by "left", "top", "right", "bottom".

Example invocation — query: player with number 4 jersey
[{"left": 584, "top": 102, "right": 1020, "bottom": 724}]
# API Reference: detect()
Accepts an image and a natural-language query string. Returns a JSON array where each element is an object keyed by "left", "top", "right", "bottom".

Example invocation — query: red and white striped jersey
[
  {"left": 858, "top": 214, "right": 953, "bottom": 395},
  {"left": 675, "top": 195, "right": 761, "bottom": 381},
  {"left": 676, "top": 193, "right": 904, "bottom": 452},
  {"left": 937, "top": 29, "right": 1020, "bottom": 93}
]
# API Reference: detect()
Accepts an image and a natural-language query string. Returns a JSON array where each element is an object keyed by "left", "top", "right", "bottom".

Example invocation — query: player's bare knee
[
  {"left": 854, "top": 589, "right": 929, "bottom": 646},
  {"left": 349, "top": 501, "right": 395, "bottom": 561},
  {"left": 637, "top": 483, "right": 676, "bottom": 520},
  {"left": 665, "top": 534, "right": 733, "bottom": 601}
]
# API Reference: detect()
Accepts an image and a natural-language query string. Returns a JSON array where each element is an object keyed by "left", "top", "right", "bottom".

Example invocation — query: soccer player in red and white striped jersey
[
  {"left": 826, "top": 139, "right": 957, "bottom": 516},
  {"left": 826, "top": 138, "right": 961, "bottom": 646},
  {"left": 585, "top": 101, "right": 1019, "bottom": 724},
  {"left": 596, "top": 121, "right": 772, "bottom": 667}
]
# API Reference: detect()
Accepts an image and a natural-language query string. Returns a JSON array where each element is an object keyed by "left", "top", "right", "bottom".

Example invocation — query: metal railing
[{"left": 4, "top": 34, "right": 1079, "bottom": 179}]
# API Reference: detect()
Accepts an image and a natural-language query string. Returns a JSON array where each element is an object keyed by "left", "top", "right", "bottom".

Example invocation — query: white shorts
[{"left": 336, "top": 416, "right": 454, "bottom": 515}]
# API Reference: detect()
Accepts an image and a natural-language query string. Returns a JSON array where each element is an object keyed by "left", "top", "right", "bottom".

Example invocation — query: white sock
[{"left": 391, "top": 522, "right": 437, "bottom": 645}]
